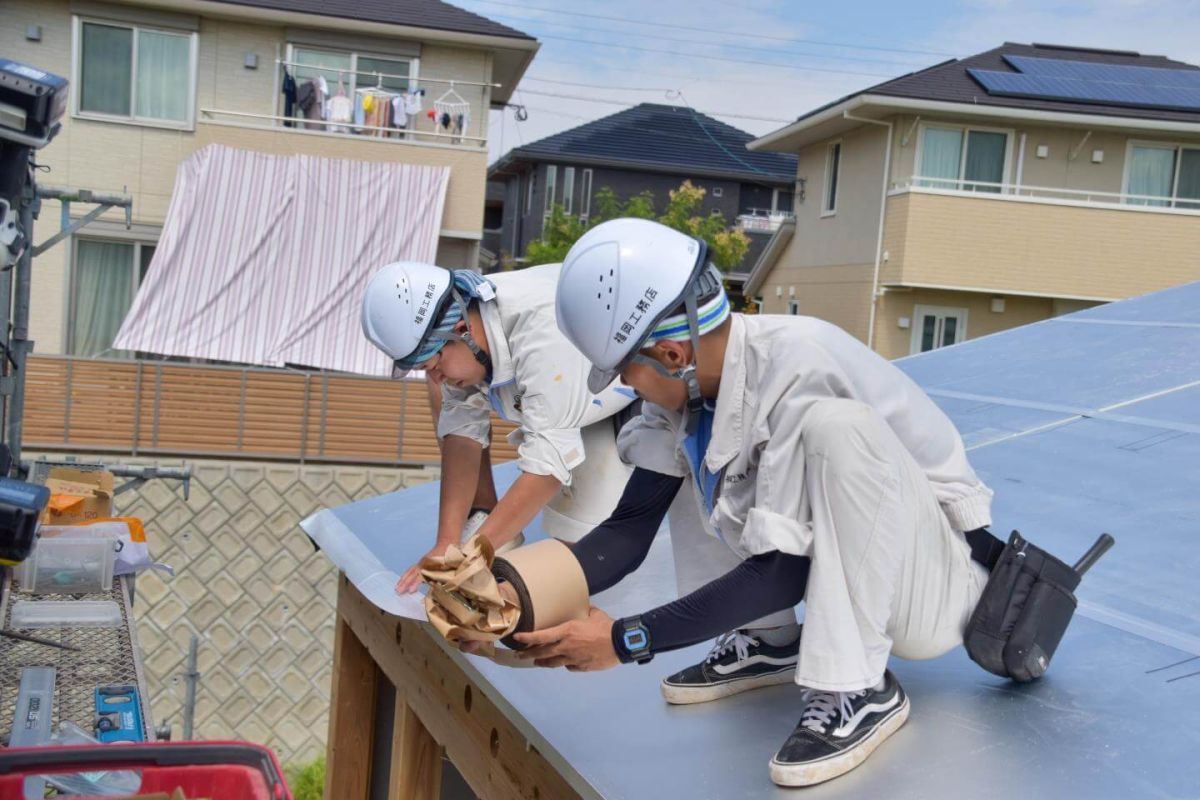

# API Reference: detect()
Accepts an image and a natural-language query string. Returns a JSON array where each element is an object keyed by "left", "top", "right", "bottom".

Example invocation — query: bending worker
[
  {"left": 511, "top": 219, "right": 994, "bottom": 788},
  {"left": 361, "top": 262, "right": 636, "bottom": 594}
]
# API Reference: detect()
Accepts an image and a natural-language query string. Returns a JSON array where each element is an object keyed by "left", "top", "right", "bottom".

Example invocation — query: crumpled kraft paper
[{"left": 420, "top": 534, "right": 529, "bottom": 667}]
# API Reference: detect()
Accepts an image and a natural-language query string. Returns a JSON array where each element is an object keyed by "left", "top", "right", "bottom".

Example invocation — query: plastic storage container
[
  {"left": 10, "top": 599, "right": 122, "bottom": 629},
  {"left": 15, "top": 535, "right": 115, "bottom": 594}
]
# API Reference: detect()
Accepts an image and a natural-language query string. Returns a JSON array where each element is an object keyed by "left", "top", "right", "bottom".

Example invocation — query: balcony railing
[
  {"left": 737, "top": 210, "right": 796, "bottom": 233},
  {"left": 892, "top": 176, "right": 1200, "bottom": 214},
  {"left": 23, "top": 355, "right": 517, "bottom": 466},
  {"left": 199, "top": 108, "right": 488, "bottom": 150}
]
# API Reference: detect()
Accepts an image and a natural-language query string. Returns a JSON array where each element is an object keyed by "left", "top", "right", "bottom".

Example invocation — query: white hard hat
[
  {"left": 556, "top": 218, "right": 717, "bottom": 396},
  {"left": 360, "top": 261, "right": 454, "bottom": 376}
]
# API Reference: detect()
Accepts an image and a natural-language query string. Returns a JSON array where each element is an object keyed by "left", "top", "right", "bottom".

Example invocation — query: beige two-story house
[
  {"left": 3, "top": 0, "right": 536, "bottom": 358},
  {"left": 744, "top": 42, "right": 1200, "bottom": 359}
]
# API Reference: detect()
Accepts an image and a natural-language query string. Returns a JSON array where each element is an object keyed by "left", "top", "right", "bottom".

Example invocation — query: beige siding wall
[
  {"left": 881, "top": 191, "right": 1200, "bottom": 300},
  {"left": 757, "top": 263, "right": 874, "bottom": 344},
  {"left": 6, "top": 0, "right": 492, "bottom": 355},
  {"left": 790, "top": 124, "right": 887, "bottom": 268},
  {"left": 888, "top": 112, "right": 1200, "bottom": 195},
  {"left": 873, "top": 288, "right": 1084, "bottom": 360}
]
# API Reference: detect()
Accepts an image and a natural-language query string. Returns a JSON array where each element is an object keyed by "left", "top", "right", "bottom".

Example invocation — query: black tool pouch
[{"left": 964, "top": 530, "right": 1112, "bottom": 682}]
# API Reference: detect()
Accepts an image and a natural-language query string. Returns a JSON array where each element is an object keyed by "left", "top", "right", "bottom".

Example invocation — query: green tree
[{"left": 524, "top": 180, "right": 749, "bottom": 271}]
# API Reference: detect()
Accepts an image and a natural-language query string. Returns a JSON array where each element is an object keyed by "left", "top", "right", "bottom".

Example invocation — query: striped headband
[{"left": 643, "top": 287, "right": 731, "bottom": 345}]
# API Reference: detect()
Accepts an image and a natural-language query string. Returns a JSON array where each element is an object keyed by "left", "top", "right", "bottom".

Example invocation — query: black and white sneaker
[
  {"left": 769, "top": 670, "right": 909, "bottom": 787},
  {"left": 660, "top": 630, "right": 799, "bottom": 705}
]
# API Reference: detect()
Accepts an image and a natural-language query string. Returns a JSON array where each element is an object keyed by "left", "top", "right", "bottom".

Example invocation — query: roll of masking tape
[{"left": 491, "top": 539, "right": 589, "bottom": 650}]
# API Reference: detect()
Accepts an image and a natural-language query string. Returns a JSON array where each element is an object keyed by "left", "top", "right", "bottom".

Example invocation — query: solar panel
[
  {"left": 1003, "top": 55, "right": 1200, "bottom": 89},
  {"left": 968, "top": 67, "right": 1200, "bottom": 112}
]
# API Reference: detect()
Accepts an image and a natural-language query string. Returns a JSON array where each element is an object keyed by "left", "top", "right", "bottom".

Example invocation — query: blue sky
[{"left": 452, "top": 0, "right": 1200, "bottom": 163}]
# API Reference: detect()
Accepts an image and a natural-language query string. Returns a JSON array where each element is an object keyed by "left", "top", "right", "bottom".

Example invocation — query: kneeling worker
[
  {"left": 361, "top": 262, "right": 636, "bottom": 594},
  {"left": 511, "top": 219, "right": 995, "bottom": 787}
]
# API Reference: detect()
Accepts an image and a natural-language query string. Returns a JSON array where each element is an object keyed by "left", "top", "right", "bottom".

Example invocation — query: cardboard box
[{"left": 40, "top": 468, "right": 114, "bottom": 525}]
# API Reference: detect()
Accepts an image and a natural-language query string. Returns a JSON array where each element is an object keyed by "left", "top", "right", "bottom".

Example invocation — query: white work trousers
[
  {"left": 792, "top": 399, "right": 989, "bottom": 692},
  {"left": 542, "top": 419, "right": 632, "bottom": 542},
  {"left": 669, "top": 399, "right": 988, "bottom": 692}
]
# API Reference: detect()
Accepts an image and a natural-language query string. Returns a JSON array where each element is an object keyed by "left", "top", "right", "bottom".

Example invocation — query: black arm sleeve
[
  {"left": 613, "top": 552, "right": 810, "bottom": 661},
  {"left": 566, "top": 468, "right": 683, "bottom": 595}
]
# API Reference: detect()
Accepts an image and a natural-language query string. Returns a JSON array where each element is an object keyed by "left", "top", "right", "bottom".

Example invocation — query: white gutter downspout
[{"left": 843, "top": 111, "right": 893, "bottom": 352}]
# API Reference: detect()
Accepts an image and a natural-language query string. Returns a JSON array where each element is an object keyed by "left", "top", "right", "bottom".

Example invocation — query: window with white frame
[
  {"left": 823, "top": 141, "right": 842, "bottom": 215},
  {"left": 1125, "top": 143, "right": 1200, "bottom": 209},
  {"left": 579, "top": 169, "right": 594, "bottom": 220},
  {"left": 69, "top": 238, "right": 157, "bottom": 358},
  {"left": 562, "top": 167, "right": 576, "bottom": 215},
  {"left": 917, "top": 125, "right": 1010, "bottom": 193},
  {"left": 286, "top": 45, "right": 416, "bottom": 98},
  {"left": 544, "top": 165, "right": 558, "bottom": 218},
  {"left": 525, "top": 172, "right": 536, "bottom": 216},
  {"left": 75, "top": 17, "right": 196, "bottom": 127},
  {"left": 910, "top": 305, "right": 967, "bottom": 354}
]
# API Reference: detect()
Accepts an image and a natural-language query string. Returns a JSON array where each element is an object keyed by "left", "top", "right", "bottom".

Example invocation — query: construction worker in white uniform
[
  {"left": 508, "top": 219, "right": 995, "bottom": 787},
  {"left": 360, "top": 262, "right": 636, "bottom": 594}
]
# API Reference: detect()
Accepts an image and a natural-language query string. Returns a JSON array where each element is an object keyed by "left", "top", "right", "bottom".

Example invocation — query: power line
[
  {"left": 458, "top": 0, "right": 958, "bottom": 58},
  {"left": 522, "top": 76, "right": 679, "bottom": 92},
  {"left": 524, "top": 33, "right": 896, "bottom": 78},
  {"left": 470, "top": 7, "right": 930, "bottom": 69},
  {"left": 517, "top": 105, "right": 592, "bottom": 122},
  {"left": 530, "top": 57, "right": 839, "bottom": 89},
  {"left": 515, "top": 88, "right": 795, "bottom": 124}
]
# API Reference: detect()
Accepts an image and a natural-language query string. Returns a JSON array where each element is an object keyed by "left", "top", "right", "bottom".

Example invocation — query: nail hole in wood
[
  {"left": 489, "top": 728, "right": 499, "bottom": 757},
  {"left": 463, "top": 685, "right": 472, "bottom": 712},
  {"left": 395, "top": 622, "right": 403, "bottom": 644}
]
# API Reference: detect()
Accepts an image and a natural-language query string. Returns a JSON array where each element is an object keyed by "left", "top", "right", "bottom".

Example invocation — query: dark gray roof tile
[
  {"left": 499, "top": 103, "right": 796, "bottom": 183},
  {"left": 799, "top": 42, "right": 1200, "bottom": 124}
]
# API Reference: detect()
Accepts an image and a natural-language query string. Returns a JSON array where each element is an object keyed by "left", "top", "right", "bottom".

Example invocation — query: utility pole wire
[{"left": 459, "top": 0, "right": 958, "bottom": 58}]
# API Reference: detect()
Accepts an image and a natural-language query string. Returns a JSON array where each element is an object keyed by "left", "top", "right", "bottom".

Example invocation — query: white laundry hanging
[{"left": 433, "top": 83, "right": 471, "bottom": 141}]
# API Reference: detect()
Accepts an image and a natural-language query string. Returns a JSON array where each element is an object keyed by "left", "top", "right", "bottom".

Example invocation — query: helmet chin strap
[
  {"left": 632, "top": 288, "right": 706, "bottom": 434},
  {"left": 429, "top": 287, "right": 494, "bottom": 384}
]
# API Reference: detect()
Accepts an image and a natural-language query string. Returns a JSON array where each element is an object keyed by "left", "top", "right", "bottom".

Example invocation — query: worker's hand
[
  {"left": 513, "top": 607, "right": 620, "bottom": 672},
  {"left": 395, "top": 541, "right": 453, "bottom": 594}
]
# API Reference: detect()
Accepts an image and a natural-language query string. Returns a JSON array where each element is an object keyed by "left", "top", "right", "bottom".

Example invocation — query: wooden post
[
  {"left": 389, "top": 694, "right": 442, "bottom": 799},
  {"left": 337, "top": 580, "right": 583, "bottom": 800},
  {"left": 326, "top": 612, "right": 379, "bottom": 800}
]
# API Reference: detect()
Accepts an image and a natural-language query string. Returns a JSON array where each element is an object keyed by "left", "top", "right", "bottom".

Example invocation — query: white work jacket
[
  {"left": 618, "top": 313, "right": 994, "bottom": 559},
  {"left": 438, "top": 263, "right": 635, "bottom": 485}
]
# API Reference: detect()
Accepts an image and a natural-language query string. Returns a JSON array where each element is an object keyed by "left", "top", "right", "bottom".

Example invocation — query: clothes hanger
[{"left": 435, "top": 80, "right": 468, "bottom": 106}]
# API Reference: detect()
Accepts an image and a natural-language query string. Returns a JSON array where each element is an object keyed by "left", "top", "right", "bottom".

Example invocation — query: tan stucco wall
[
  {"left": 4, "top": 0, "right": 492, "bottom": 355},
  {"left": 757, "top": 263, "right": 874, "bottom": 344},
  {"left": 872, "top": 288, "right": 1092, "bottom": 360},
  {"left": 880, "top": 191, "right": 1200, "bottom": 300}
]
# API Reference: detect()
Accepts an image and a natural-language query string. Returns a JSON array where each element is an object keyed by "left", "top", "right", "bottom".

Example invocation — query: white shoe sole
[
  {"left": 494, "top": 533, "right": 525, "bottom": 555},
  {"left": 661, "top": 666, "right": 796, "bottom": 705},
  {"left": 768, "top": 695, "right": 910, "bottom": 787}
]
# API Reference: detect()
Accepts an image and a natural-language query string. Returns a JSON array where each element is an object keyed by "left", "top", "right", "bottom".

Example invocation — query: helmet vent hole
[
  {"left": 606, "top": 304, "right": 611, "bottom": 311},
  {"left": 596, "top": 293, "right": 601, "bottom": 299}
]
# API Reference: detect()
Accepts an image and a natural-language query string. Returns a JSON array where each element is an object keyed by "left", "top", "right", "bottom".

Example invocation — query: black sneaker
[
  {"left": 660, "top": 630, "right": 799, "bottom": 705},
  {"left": 769, "top": 670, "right": 909, "bottom": 787}
]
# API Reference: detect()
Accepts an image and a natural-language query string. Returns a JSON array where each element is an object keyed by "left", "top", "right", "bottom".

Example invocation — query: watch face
[{"left": 624, "top": 628, "right": 648, "bottom": 652}]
